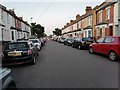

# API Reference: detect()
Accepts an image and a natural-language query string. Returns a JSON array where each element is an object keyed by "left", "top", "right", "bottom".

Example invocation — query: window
[
  {"left": 1, "top": 10, "right": 4, "bottom": 22},
  {"left": 7, "top": 13, "right": 9, "bottom": 24},
  {"left": 88, "top": 16, "right": 92, "bottom": 26},
  {"left": 96, "top": 27, "right": 100, "bottom": 36},
  {"left": 106, "top": 8, "right": 110, "bottom": 20},
  {"left": 11, "top": 31, "right": 14, "bottom": 40},
  {"left": 5, "top": 42, "right": 29, "bottom": 50},
  {"left": 90, "top": 16, "right": 92, "bottom": 25},
  {"left": 97, "top": 37, "right": 105, "bottom": 43},
  {"left": 102, "top": 27, "right": 105, "bottom": 36},
  {"left": 88, "top": 30, "right": 91, "bottom": 37},
  {"left": 99, "top": 11, "right": 102, "bottom": 22},
  {"left": 104, "top": 37, "right": 114, "bottom": 43}
]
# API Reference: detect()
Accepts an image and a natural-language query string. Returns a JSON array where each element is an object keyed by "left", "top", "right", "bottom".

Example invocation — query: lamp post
[{"left": 30, "top": 17, "right": 33, "bottom": 23}]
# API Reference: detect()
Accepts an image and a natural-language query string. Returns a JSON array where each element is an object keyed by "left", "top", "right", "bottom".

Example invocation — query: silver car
[
  {"left": 29, "top": 39, "right": 42, "bottom": 51},
  {"left": 0, "top": 68, "right": 16, "bottom": 90}
]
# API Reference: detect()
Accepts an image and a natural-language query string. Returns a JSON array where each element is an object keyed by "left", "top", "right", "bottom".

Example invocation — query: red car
[{"left": 89, "top": 36, "right": 120, "bottom": 61}]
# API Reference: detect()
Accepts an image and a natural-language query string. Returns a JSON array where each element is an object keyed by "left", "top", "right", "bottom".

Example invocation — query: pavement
[{"left": 9, "top": 40, "right": 118, "bottom": 88}]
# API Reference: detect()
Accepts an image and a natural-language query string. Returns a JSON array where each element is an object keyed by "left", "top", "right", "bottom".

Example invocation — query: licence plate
[
  {"left": 86, "top": 42, "right": 91, "bottom": 44},
  {"left": 8, "top": 52, "right": 22, "bottom": 56}
]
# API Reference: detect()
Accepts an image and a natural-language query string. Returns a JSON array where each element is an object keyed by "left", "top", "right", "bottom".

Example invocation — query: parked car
[
  {"left": 72, "top": 37, "right": 93, "bottom": 49},
  {"left": 89, "top": 36, "right": 120, "bottom": 61},
  {"left": 64, "top": 38, "right": 75, "bottom": 46},
  {"left": 29, "top": 39, "right": 42, "bottom": 51},
  {"left": 0, "top": 68, "right": 16, "bottom": 90},
  {"left": 58, "top": 37, "right": 65, "bottom": 43},
  {"left": 2, "top": 40, "right": 38, "bottom": 66}
]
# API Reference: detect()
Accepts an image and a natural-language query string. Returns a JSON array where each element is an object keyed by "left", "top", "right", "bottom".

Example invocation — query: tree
[
  {"left": 31, "top": 23, "right": 45, "bottom": 38},
  {"left": 53, "top": 28, "right": 62, "bottom": 36}
]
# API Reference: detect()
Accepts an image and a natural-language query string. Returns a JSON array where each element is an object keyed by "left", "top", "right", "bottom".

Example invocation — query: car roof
[{"left": 8, "top": 41, "right": 32, "bottom": 44}]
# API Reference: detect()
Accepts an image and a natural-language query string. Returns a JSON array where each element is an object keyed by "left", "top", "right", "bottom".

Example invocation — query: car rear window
[
  {"left": 4, "top": 42, "right": 29, "bottom": 50},
  {"left": 75, "top": 38, "right": 81, "bottom": 41},
  {"left": 104, "top": 37, "right": 114, "bottom": 43},
  {"left": 31, "top": 40, "right": 39, "bottom": 43},
  {"left": 82, "top": 38, "right": 91, "bottom": 41}
]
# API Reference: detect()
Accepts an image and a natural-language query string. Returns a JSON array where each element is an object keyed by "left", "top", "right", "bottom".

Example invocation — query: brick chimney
[
  {"left": 9, "top": 9, "right": 15, "bottom": 15},
  {"left": 66, "top": 23, "right": 69, "bottom": 26},
  {"left": 85, "top": 6, "right": 92, "bottom": 14},
  {"left": 70, "top": 20, "right": 74, "bottom": 23},
  {"left": 64, "top": 25, "right": 67, "bottom": 28},
  {"left": 18, "top": 17, "right": 23, "bottom": 20},
  {"left": 76, "top": 14, "right": 80, "bottom": 20}
]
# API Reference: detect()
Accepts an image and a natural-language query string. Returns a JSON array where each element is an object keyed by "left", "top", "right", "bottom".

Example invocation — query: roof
[{"left": 0, "top": 4, "right": 30, "bottom": 27}]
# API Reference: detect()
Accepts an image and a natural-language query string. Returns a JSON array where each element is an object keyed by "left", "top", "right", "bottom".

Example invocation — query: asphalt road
[{"left": 10, "top": 40, "right": 118, "bottom": 88}]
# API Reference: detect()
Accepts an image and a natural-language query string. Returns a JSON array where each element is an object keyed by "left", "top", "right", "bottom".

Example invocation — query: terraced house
[
  {"left": 61, "top": 1, "right": 119, "bottom": 39},
  {"left": 0, "top": 4, "right": 31, "bottom": 43},
  {"left": 62, "top": 6, "right": 93, "bottom": 38},
  {"left": 95, "top": 1, "right": 118, "bottom": 39}
]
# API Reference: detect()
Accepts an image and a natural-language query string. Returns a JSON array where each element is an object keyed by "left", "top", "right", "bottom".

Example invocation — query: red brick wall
[{"left": 97, "top": 5, "right": 114, "bottom": 24}]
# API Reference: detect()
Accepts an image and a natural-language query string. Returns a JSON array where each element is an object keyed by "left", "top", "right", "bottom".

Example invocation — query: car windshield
[
  {"left": 31, "top": 40, "right": 39, "bottom": 43},
  {"left": 82, "top": 38, "right": 91, "bottom": 41},
  {"left": 4, "top": 42, "right": 29, "bottom": 50}
]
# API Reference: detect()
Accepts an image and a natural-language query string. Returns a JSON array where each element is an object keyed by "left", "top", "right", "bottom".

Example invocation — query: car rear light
[{"left": 27, "top": 49, "right": 32, "bottom": 55}]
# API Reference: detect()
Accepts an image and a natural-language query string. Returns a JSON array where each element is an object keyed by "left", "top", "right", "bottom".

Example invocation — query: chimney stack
[
  {"left": 9, "top": 9, "right": 15, "bottom": 15},
  {"left": 76, "top": 14, "right": 80, "bottom": 20},
  {"left": 70, "top": 20, "right": 74, "bottom": 23},
  {"left": 18, "top": 17, "right": 23, "bottom": 20},
  {"left": 85, "top": 6, "right": 92, "bottom": 14},
  {"left": 66, "top": 23, "right": 69, "bottom": 26}
]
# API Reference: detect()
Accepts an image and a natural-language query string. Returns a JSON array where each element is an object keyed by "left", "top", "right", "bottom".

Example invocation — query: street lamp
[{"left": 30, "top": 17, "right": 33, "bottom": 23}]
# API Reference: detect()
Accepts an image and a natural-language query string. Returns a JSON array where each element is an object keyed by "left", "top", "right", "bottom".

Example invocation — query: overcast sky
[{"left": 1, "top": 0, "right": 104, "bottom": 35}]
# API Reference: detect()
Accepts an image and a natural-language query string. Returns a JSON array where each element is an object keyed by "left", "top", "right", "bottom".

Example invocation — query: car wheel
[
  {"left": 31, "top": 56, "right": 36, "bottom": 65},
  {"left": 78, "top": 45, "right": 81, "bottom": 50},
  {"left": 7, "top": 83, "right": 17, "bottom": 90},
  {"left": 37, "top": 52, "right": 39, "bottom": 56},
  {"left": 89, "top": 47, "right": 94, "bottom": 54},
  {"left": 72, "top": 44, "right": 74, "bottom": 47},
  {"left": 109, "top": 51, "right": 117, "bottom": 61}
]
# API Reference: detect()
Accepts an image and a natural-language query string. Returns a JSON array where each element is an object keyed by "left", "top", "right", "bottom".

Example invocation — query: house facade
[
  {"left": 61, "top": 1, "right": 119, "bottom": 39},
  {"left": 0, "top": 4, "right": 31, "bottom": 43},
  {"left": 61, "top": 6, "right": 93, "bottom": 38},
  {"left": 95, "top": 2, "right": 117, "bottom": 39}
]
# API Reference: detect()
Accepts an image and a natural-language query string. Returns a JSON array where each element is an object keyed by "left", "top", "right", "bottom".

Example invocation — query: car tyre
[
  {"left": 109, "top": 51, "right": 117, "bottom": 61},
  {"left": 37, "top": 52, "right": 39, "bottom": 56},
  {"left": 89, "top": 47, "right": 94, "bottom": 54},
  {"left": 31, "top": 56, "right": 36, "bottom": 65},
  {"left": 72, "top": 44, "right": 74, "bottom": 47},
  {"left": 7, "top": 83, "right": 17, "bottom": 90}
]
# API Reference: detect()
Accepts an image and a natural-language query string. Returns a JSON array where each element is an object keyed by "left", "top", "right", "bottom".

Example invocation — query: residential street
[{"left": 11, "top": 40, "right": 118, "bottom": 88}]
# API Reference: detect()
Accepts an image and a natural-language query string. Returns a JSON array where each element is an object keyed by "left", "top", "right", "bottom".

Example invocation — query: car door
[
  {"left": 101, "top": 37, "right": 114, "bottom": 55},
  {"left": 93, "top": 37, "right": 105, "bottom": 53}
]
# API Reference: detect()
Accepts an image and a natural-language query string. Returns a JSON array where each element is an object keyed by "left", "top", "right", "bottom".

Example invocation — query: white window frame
[
  {"left": 7, "top": 13, "right": 9, "bottom": 24},
  {"left": 96, "top": 27, "right": 100, "bottom": 36},
  {"left": 99, "top": 11, "right": 102, "bottom": 22},
  {"left": 106, "top": 7, "right": 110, "bottom": 20},
  {"left": 102, "top": 27, "right": 105, "bottom": 37}
]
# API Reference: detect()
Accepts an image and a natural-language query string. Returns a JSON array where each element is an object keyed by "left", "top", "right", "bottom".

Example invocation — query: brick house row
[
  {"left": 61, "top": 1, "right": 119, "bottom": 39},
  {"left": 0, "top": 4, "right": 31, "bottom": 43}
]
